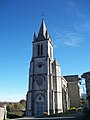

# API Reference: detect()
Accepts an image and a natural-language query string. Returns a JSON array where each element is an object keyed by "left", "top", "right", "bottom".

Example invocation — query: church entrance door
[{"left": 37, "top": 102, "right": 43, "bottom": 116}]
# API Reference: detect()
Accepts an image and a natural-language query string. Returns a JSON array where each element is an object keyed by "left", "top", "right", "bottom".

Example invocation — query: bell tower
[{"left": 26, "top": 19, "right": 53, "bottom": 116}]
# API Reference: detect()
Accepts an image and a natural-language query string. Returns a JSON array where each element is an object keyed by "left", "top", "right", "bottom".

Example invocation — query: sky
[{"left": 0, "top": 0, "right": 90, "bottom": 102}]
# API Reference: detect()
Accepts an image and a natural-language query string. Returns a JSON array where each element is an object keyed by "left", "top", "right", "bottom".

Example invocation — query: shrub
[{"left": 68, "top": 107, "right": 77, "bottom": 111}]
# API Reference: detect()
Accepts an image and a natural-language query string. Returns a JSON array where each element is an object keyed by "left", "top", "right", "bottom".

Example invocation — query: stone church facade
[{"left": 26, "top": 20, "right": 71, "bottom": 116}]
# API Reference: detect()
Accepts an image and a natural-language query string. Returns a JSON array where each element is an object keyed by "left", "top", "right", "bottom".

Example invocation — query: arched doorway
[{"left": 34, "top": 93, "right": 45, "bottom": 116}]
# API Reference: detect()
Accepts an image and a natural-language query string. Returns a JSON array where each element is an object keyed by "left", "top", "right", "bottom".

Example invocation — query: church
[{"left": 26, "top": 19, "right": 80, "bottom": 116}]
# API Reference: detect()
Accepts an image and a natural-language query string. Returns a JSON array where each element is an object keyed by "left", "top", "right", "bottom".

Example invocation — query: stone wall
[{"left": 0, "top": 105, "right": 7, "bottom": 120}]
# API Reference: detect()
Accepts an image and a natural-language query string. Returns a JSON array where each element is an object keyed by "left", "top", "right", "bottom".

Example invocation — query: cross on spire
[{"left": 41, "top": 12, "right": 45, "bottom": 19}]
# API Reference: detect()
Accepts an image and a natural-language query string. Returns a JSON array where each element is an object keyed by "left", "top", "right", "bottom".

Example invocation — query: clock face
[{"left": 36, "top": 76, "right": 44, "bottom": 86}]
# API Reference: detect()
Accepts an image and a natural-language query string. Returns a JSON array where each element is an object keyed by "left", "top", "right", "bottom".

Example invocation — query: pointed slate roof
[
  {"left": 38, "top": 19, "right": 48, "bottom": 40},
  {"left": 53, "top": 58, "right": 59, "bottom": 65}
]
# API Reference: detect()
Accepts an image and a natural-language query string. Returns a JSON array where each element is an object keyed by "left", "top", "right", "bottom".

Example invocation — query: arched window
[
  {"left": 37, "top": 44, "right": 43, "bottom": 56},
  {"left": 41, "top": 44, "right": 43, "bottom": 55},
  {"left": 38, "top": 44, "right": 40, "bottom": 56},
  {"left": 46, "top": 30, "right": 48, "bottom": 39}
]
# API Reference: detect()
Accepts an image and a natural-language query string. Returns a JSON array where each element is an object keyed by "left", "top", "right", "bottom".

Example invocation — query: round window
[{"left": 36, "top": 76, "right": 44, "bottom": 86}]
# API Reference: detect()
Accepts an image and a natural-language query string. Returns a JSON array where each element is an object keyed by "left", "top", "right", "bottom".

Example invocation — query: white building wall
[
  {"left": 52, "top": 59, "right": 63, "bottom": 113},
  {"left": 0, "top": 108, "right": 4, "bottom": 120},
  {"left": 56, "top": 65, "right": 63, "bottom": 112},
  {"left": 0, "top": 106, "right": 7, "bottom": 120},
  {"left": 47, "top": 39, "right": 53, "bottom": 61},
  {"left": 62, "top": 76, "right": 70, "bottom": 110}
]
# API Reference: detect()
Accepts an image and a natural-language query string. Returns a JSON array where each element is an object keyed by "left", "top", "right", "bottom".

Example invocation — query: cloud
[
  {"left": 74, "top": 22, "right": 90, "bottom": 32},
  {"left": 67, "top": 1, "right": 77, "bottom": 8},
  {"left": 52, "top": 29, "right": 83, "bottom": 47},
  {"left": 53, "top": 44, "right": 58, "bottom": 48},
  {"left": 64, "top": 40, "right": 78, "bottom": 47},
  {"left": 64, "top": 37, "right": 82, "bottom": 47},
  {"left": 66, "top": 1, "right": 86, "bottom": 18},
  {"left": 67, "top": 1, "right": 90, "bottom": 32},
  {"left": 63, "top": 32, "right": 83, "bottom": 47}
]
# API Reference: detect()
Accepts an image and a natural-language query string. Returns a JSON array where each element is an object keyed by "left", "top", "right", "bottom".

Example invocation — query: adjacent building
[
  {"left": 81, "top": 71, "right": 90, "bottom": 111},
  {"left": 64, "top": 75, "right": 80, "bottom": 108},
  {"left": 26, "top": 19, "right": 69, "bottom": 116},
  {"left": 61, "top": 76, "right": 70, "bottom": 112}
]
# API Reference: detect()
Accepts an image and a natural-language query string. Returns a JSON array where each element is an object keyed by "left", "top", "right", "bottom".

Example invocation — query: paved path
[
  {"left": 10, "top": 117, "right": 76, "bottom": 120},
  {"left": 9, "top": 111, "right": 85, "bottom": 120},
  {"left": 74, "top": 111, "right": 85, "bottom": 120}
]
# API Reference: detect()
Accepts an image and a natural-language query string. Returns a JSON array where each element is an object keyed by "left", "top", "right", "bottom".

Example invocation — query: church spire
[
  {"left": 33, "top": 32, "right": 36, "bottom": 41},
  {"left": 38, "top": 19, "right": 48, "bottom": 40}
]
